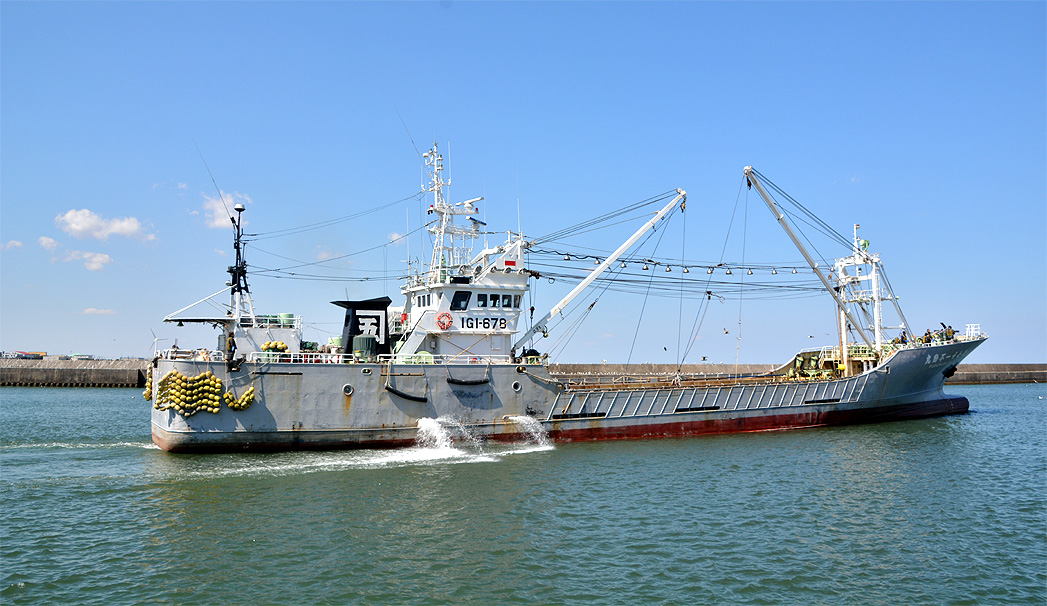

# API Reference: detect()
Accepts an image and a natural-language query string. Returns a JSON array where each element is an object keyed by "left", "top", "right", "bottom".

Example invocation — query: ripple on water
[{"left": 1, "top": 385, "right": 1045, "bottom": 605}]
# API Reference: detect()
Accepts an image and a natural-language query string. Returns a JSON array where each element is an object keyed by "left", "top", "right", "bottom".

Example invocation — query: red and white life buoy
[{"left": 436, "top": 312, "right": 453, "bottom": 330}]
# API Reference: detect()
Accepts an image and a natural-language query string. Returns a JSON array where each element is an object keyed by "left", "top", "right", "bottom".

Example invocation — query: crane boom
[
  {"left": 512, "top": 189, "right": 686, "bottom": 355},
  {"left": 743, "top": 167, "right": 875, "bottom": 351}
]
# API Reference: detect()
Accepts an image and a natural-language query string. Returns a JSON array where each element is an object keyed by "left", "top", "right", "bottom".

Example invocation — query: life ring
[{"left": 437, "top": 312, "right": 453, "bottom": 330}]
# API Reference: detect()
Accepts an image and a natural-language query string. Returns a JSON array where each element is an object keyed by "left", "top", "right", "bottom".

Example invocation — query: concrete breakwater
[
  {"left": 0, "top": 359, "right": 1042, "bottom": 388},
  {"left": 1, "top": 359, "right": 149, "bottom": 388},
  {"left": 545, "top": 363, "right": 1047, "bottom": 385},
  {"left": 946, "top": 364, "right": 1046, "bottom": 385}
]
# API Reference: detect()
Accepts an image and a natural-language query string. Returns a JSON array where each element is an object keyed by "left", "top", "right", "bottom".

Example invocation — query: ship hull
[{"left": 150, "top": 338, "right": 983, "bottom": 453}]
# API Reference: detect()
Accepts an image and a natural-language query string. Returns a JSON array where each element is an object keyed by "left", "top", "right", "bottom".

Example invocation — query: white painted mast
[
  {"left": 834, "top": 224, "right": 912, "bottom": 351},
  {"left": 423, "top": 143, "right": 482, "bottom": 285}
]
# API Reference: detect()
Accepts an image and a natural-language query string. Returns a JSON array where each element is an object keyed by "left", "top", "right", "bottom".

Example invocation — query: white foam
[
  {"left": 143, "top": 416, "right": 549, "bottom": 480},
  {"left": 506, "top": 415, "right": 552, "bottom": 447},
  {"left": 3, "top": 441, "right": 158, "bottom": 450}
]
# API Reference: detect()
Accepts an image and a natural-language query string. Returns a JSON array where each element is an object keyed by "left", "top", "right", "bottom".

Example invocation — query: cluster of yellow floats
[
  {"left": 262, "top": 341, "right": 289, "bottom": 352},
  {"left": 224, "top": 386, "right": 256, "bottom": 411},
  {"left": 149, "top": 369, "right": 254, "bottom": 416}
]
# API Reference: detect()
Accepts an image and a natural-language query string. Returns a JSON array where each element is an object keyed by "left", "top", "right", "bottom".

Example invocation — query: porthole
[
  {"left": 512, "top": 381, "right": 522, "bottom": 392},
  {"left": 343, "top": 384, "right": 354, "bottom": 396},
  {"left": 362, "top": 368, "right": 372, "bottom": 375}
]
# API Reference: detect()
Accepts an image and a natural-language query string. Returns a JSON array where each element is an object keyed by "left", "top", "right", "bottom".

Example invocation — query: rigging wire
[
  {"left": 533, "top": 199, "right": 679, "bottom": 357},
  {"left": 248, "top": 222, "right": 430, "bottom": 273},
  {"left": 680, "top": 177, "right": 744, "bottom": 363},
  {"left": 751, "top": 169, "right": 851, "bottom": 250},
  {"left": 248, "top": 192, "right": 424, "bottom": 240},
  {"left": 626, "top": 204, "right": 676, "bottom": 364},
  {"left": 533, "top": 190, "right": 677, "bottom": 244},
  {"left": 736, "top": 185, "right": 749, "bottom": 366},
  {"left": 193, "top": 139, "right": 234, "bottom": 224},
  {"left": 676, "top": 198, "right": 686, "bottom": 368}
]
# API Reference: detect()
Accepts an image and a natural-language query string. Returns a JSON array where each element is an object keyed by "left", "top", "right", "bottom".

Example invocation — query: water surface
[{"left": 2, "top": 384, "right": 1044, "bottom": 605}]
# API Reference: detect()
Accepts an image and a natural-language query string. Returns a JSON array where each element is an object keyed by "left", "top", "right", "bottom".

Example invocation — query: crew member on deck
[{"left": 227, "top": 332, "right": 236, "bottom": 358}]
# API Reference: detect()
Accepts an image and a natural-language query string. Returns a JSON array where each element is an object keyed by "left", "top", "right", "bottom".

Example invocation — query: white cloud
[
  {"left": 315, "top": 246, "right": 339, "bottom": 261},
  {"left": 4, "top": 240, "right": 23, "bottom": 250},
  {"left": 83, "top": 308, "right": 116, "bottom": 315},
  {"left": 203, "top": 191, "right": 252, "bottom": 229},
  {"left": 64, "top": 250, "right": 113, "bottom": 271},
  {"left": 178, "top": 182, "right": 188, "bottom": 190},
  {"left": 55, "top": 209, "right": 155, "bottom": 241},
  {"left": 388, "top": 231, "right": 408, "bottom": 245},
  {"left": 214, "top": 248, "right": 227, "bottom": 256},
  {"left": 38, "top": 236, "right": 59, "bottom": 251}
]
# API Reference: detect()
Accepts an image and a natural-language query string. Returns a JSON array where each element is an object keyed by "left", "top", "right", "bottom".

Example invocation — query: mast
[
  {"left": 512, "top": 189, "right": 686, "bottom": 354},
  {"left": 423, "top": 144, "right": 482, "bottom": 285},
  {"left": 835, "top": 226, "right": 912, "bottom": 351},
  {"left": 228, "top": 202, "right": 256, "bottom": 322},
  {"left": 744, "top": 167, "right": 875, "bottom": 355}
]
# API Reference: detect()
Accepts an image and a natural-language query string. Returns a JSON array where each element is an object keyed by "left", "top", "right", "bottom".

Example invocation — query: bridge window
[
  {"left": 502, "top": 295, "right": 512, "bottom": 308},
  {"left": 451, "top": 291, "right": 472, "bottom": 311},
  {"left": 513, "top": 295, "right": 521, "bottom": 308},
  {"left": 477, "top": 293, "right": 488, "bottom": 308}
]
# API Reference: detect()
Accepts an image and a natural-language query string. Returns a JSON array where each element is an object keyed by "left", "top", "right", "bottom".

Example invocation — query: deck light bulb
[
  {"left": 564, "top": 254, "right": 570, "bottom": 261},
  {"left": 792, "top": 268, "right": 798, "bottom": 274},
  {"left": 747, "top": 269, "right": 753, "bottom": 275},
  {"left": 666, "top": 266, "right": 672, "bottom": 272},
  {"left": 683, "top": 267, "right": 690, "bottom": 273},
  {"left": 707, "top": 268, "right": 713, "bottom": 274},
  {"left": 642, "top": 263, "right": 649, "bottom": 270},
  {"left": 726, "top": 268, "right": 732, "bottom": 275},
  {"left": 772, "top": 269, "right": 777, "bottom": 275},
  {"left": 595, "top": 258, "right": 600, "bottom": 265},
  {"left": 620, "top": 261, "right": 626, "bottom": 268}
]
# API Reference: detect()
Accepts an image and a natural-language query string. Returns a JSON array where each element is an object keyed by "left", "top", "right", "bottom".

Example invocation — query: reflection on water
[{"left": 1, "top": 385, "right": 1044, "bottom": 606}]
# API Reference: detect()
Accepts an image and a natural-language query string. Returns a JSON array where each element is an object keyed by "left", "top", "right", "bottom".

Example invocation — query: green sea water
[{"left": 2, "top": 384, "right": 1044, "bottom": 605}]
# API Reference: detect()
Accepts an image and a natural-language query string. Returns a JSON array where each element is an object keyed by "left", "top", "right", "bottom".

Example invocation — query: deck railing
[
  {"left": 239, "top": 351, "right": 518, "bottom": 365},
  {"left": 159, "top": 348, "right": 226, "bottom": 362}
]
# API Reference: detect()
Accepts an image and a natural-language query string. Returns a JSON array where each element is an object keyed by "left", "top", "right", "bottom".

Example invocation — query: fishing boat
[{"left": 149, "top": 148, "right": 986, "bottom": 452}]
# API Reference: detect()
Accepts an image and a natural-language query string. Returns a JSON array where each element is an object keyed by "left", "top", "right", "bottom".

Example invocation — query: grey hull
[{"left": 150, "top": 338, "right": 984, "bottom": 453}]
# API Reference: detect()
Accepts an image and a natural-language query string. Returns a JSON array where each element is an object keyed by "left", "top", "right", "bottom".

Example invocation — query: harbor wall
[
  {"left": 0, "top": 359, "right": 149, "bottom": 388},
  {"left": 946, "top": 364, "right": 1046, "bottom": 385},
  {"left": 0, "top": 360, "right": 1042, "bottom": 388},
  {"left": 549, "top": 363, "right": 1046, "bottom": 384}
]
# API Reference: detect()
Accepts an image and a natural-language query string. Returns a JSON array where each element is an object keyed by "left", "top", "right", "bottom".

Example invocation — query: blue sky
[{"left": 2, "top": 1, "right": 1044, "bottom": 363}]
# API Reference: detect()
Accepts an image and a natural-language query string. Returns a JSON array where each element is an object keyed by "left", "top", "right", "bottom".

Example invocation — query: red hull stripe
[{"left": 153, "top": 397, "right": 969, "bottom": 453}]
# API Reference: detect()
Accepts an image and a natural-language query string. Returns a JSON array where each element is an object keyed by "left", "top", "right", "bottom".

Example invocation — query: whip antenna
[{"left": 193, "top": 139, "right": 233, "bottom": 223}]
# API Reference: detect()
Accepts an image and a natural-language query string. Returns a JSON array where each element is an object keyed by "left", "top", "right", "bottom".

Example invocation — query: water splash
[
  {"left": 507, "top": 415, "right": 551, "bottom": 447},
  {"left": 436, "top": 416, "right": 486, "bottom": 452},
  {"left": 415, "top": 417, "right": 455, "bottom": 450},
  {"left": 142, "top": 418, "right": 545, "bottom": 481}
]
